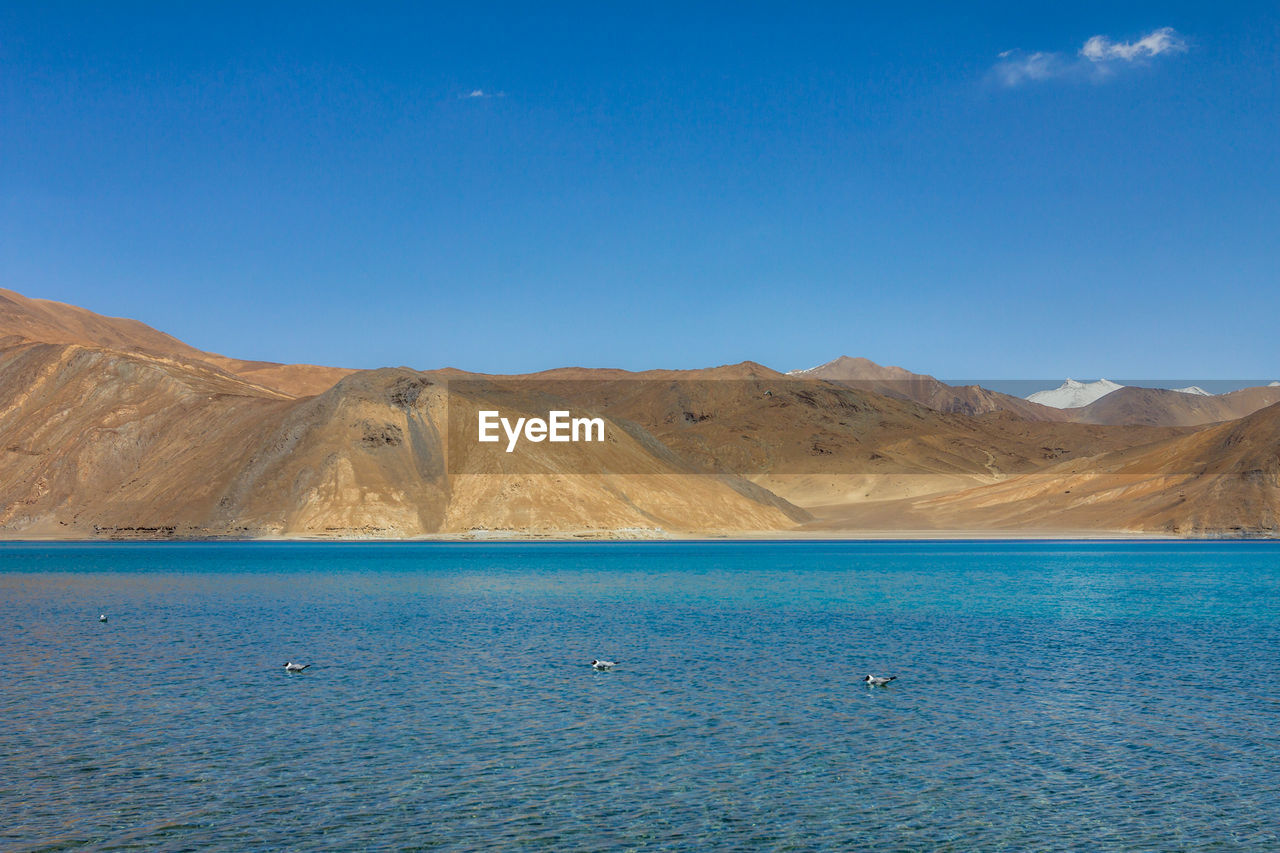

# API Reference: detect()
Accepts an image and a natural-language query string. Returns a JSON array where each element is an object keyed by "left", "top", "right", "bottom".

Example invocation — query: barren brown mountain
[
  {"left": 1068, "top": 384, "right": 1280, "bottom": 427},
  {"left": 1, "top": 288, "right": 1276, "bottom": 538},
  {"left": 460, "top": 370, "right": 1187, "bottom": 510},
  {"left": 792, "top": 356, "right": 1068, "bottom": 421},
  {"left": 817, "top": 401, "right": 1280, "bottom": 537},
  {"left": 0, "top": 339, "right": 802, "bottom": 537},
  {"left": 0, "top": 287, "right": 352, "bottom": 397}
]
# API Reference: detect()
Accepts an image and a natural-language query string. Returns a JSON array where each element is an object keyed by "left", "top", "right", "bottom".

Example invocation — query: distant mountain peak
[
  {"left": 1173, "top": 385, "right": 1211, "bottom": 397},
  {"left": 786, "top": 356, "right": 926, "bottom": 382},
  {"left": 1026, "top": 378, "right": 1125, "bottom": 409}
]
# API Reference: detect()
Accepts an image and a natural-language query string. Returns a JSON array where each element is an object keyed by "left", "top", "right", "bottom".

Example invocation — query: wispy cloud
[
  {"left": 461, "top": 89, "right": 505, "bottom": 100},
  {"left": 993, "top": 27, "right": 1188, "bottom": 87},
  {"left": 993, "top": 50, "right": 1066, "bottom": 87},
  {"left": 1080, "top": 28, "right": 1186, "bottom": 62}
]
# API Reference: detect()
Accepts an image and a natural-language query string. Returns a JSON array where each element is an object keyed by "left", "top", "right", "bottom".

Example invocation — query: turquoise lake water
[{"left": 2, "top": 541, "right": 1279, "bottom": 850}]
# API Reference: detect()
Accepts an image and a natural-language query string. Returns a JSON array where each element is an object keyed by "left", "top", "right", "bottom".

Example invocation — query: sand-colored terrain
[
  {"left": 0, "top": 344, "right": 801, "bottom": 538},
  {"left": 791, "top": 356, "right": 1069, "bottom": 421},
  {"left": 1, "top": 288, "right": 353, "bottom": 398},
  {"left": 794, "top": 354, "right": 1280, "bottom": 428},
  {"left": 1, "top": 288, "right": 1276, "bottom": 539},
  {"left": 1068, "top": 384, "right": 1280, "bottom": 427}
]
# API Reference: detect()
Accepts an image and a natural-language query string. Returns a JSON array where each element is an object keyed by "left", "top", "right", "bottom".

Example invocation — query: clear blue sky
[{"left": 2, "top": 3, "right": 1276, "bottom": 377}]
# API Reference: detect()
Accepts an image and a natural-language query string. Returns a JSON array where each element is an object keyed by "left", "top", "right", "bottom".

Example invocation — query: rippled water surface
[{"left": 2, "top": 541, "right": 1280, "bottom": 850}]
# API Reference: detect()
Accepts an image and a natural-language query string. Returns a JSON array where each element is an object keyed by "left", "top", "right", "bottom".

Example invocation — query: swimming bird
[
  {"left": 864, "top": 674, "right": 896, "bottom": 686},
  {"left": 98, "top": 614, "right": 108, "bottom": 623},
  {"left": 284, "top": 661, "right": 310, "bottom": 672},
  {"left": 591, "top": 659, "right": 616, "bottom": 670}
]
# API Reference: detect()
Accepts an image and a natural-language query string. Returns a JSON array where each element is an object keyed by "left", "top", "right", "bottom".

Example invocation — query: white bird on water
[
  {"left": 591, "top": 659, "right": 616, "bottom": 671},
  {"left": 284, "top": 661, "right": 310, "bottom": 672},
  {"left": 864, "top": 674, "right": 896, "bottom": 687},
  {"left": 98, "top": 614, "right": 108, "bottom": 623}
]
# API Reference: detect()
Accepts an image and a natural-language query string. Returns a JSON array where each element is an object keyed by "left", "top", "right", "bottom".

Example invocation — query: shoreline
[{"left": 3, "top": 529, "right": 1275, "bottom": 544}]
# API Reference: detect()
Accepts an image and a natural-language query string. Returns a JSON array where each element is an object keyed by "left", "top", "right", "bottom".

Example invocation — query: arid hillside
[
  {"left": 790, "top": 356, "right": 1068, "bottom": 421},
  {"left": 811, "top": 402, "right": 1280, "bottom": 537},
  {"left": 0, "top": 338, "right": 803, "bottom": 538},
  {"left": 495, "top": 370, "right": 1184, "bottom": 507},
  {"left": 1, "top": 288, "right": 1276, "bottom": 538},
  {"left": 0, "top": 288, "right": 352, "bottom": 397},
  {"left": 1069, "top": 385, "right": 1280, "bottom": 427}
]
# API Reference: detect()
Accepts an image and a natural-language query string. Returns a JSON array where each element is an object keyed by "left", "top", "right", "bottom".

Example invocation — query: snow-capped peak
[
  {"left": 1270, "top": 381, "right": 1280, "bottom": 387},
  {"left": 1026, "top": 378, "right": 1125, "bottom": 409},
  {"left": 1172, "top": 385, "right": 1211, "bottom": 396}
]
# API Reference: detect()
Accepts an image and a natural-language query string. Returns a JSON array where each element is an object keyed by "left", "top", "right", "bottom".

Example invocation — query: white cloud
[
  {"left": 993, "top": 27, "right": 1187, "bottom": 87},
  {"left": 1080, "top": 27, "right": 1187, "bottom": 62},
  {"left": 993, "top": 51, "right": 1065, "bottom": 87},
  {"left": 461, "top": 89, "right": 505, "bottom": 99}
]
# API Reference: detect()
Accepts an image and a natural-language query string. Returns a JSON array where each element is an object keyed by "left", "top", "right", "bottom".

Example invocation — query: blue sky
[{"left": 1, "top": 3, "right": 1276, "bottom": 377}]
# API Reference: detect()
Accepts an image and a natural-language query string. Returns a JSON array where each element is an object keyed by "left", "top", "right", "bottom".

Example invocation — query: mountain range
[
  {"left": 1, "top": 288, "right": 1277, "bottom": 539},
  {"left": 791, "top": 357, "right": 1280, "bottom": 428}
]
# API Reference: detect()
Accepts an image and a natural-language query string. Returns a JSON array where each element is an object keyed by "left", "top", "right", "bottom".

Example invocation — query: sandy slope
[
  {"left": 0, "top": 345, "right": 802, "bottom": 537},
  {"left": 1, "top": 287, "right": 1276, "bottom": 538},
  {"left": 790, "top": 356, "right": 1068, "bottom": 421},
  {"left": 1069, "top": 385, "right": 1280, "bottom": 427},
  {"left": 1, "top": 287, "right": 352, "bottom": 397},
  {"left": 805, "top": 403, "right": 1280, "bottom": 537}
]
